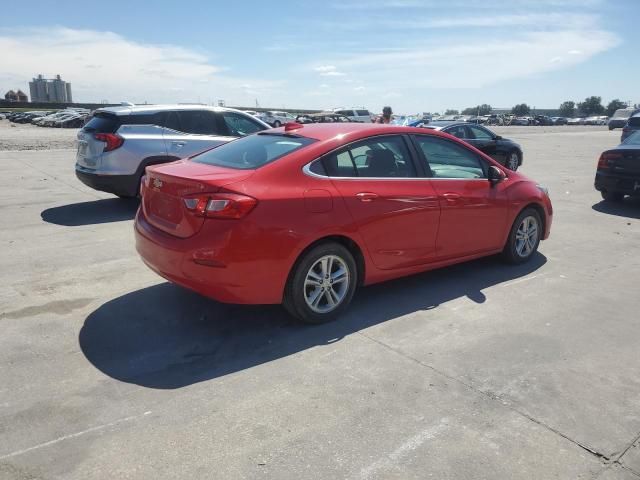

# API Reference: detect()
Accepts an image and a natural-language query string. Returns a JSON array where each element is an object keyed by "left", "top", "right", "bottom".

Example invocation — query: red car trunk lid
[{"left": 142, "top": 160, "right": 254, "bottom": 238}]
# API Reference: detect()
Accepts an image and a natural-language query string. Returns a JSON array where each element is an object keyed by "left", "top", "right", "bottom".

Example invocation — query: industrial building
[
  {"left": 3, "top": 89, "right": 29, "bottom": 102},
  {"left": 29, "top": 74, "right": 73, "bottom": 103}
]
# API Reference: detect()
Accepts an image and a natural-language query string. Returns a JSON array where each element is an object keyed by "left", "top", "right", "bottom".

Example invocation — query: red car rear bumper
[{"left": 134, "top": 209, "right": 287, "bottom": 304}]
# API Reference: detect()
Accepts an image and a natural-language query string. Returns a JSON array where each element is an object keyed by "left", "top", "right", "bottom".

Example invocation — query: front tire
[
  {"left": 273, "top": 120, "right": 281, "bottom": 128},
  {"left": 284, "top": 242, "right": 357, "bottom": 324},
  {"left": 506, "top": 151, "right": 520, "bottom": 171},
  {"left": 502, "top": 208, "right": 542, "bottom": 264},
  {"left": 601, "top": 190, "right": 624, "bottom": 202}
]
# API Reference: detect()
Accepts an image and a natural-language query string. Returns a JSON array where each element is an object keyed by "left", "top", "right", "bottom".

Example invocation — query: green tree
[
  {"left": 558, "top": 101, "right": 576, "bottom": 117},
  {"left": 444, "top": 109, "right": 459, "bottom": 115},
  {"left": 605, "top": 99, "right": 627, "bottom": 117},
  {"left": 511, "top": 104, "right": 530, "bottom": 116},
  {"left": 577, "top": 96, "right": 604, "bottom": 116},
  {"left": 462, "top": 104, "right": 492, "bottom": 116}
]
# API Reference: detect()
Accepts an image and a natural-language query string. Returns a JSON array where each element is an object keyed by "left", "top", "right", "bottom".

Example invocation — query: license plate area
[{"left": 149, "top": 191, "right": 182, "bottom": 225}]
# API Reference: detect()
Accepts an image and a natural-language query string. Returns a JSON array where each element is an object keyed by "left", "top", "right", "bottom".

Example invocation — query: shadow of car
[
  {"left": 592, "top": 198, "right": 640, "bottom": 219},
  {"left": 41, "top": 198, "right": 139, "bottom": 226},
  {"left": 79, "top": 253, "right": 546, "bottom": 389}
]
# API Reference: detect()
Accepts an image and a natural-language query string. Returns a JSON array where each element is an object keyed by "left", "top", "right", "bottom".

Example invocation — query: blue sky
[{"left": 0, "top": 0, "right": 637, "bottom": 113}]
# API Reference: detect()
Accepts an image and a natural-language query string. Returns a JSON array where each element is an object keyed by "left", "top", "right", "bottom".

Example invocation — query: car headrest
[{"left": 368, "top": 149, "right": 397, "bottom": 176}]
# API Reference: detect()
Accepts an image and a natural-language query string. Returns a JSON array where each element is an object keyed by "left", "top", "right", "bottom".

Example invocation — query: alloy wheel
[
  {"left": 515, "top": 215, "right": 539, "bottom": 258},
  {"left": 507, "top": 152, "right": 519, "bottom": 170},
  {"left": 304, "top": 255, "right": 350, "bottom": 314}
]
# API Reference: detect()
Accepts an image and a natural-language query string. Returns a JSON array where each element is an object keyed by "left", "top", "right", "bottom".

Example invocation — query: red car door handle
[
  {"left": 356, "top": 192, "right": 378, "bottom": 202},
  {"left": 442, "top": 193, "right": 461, "bottom": 201}
]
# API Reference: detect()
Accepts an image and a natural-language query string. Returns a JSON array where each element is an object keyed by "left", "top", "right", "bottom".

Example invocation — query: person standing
[{"left": 376, "top": 106, "right": 393, "bottom": 124}]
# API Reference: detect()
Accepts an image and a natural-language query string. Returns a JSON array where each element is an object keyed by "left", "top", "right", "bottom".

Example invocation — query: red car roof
[{"left": 271, "top": 122, "right": 449, "bottom": 142}]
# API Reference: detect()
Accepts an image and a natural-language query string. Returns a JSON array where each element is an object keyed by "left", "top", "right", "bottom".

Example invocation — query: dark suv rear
[{"left": 595, "top": 131, "right": 640, "bottom": 202}]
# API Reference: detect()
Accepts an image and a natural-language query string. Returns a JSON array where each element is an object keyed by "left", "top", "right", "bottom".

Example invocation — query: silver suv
[{"left": 75, "top": 105, "right": 270, "bottom": 197}]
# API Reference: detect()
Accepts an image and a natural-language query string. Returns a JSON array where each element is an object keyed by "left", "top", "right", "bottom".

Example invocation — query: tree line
[{"left": 445, "top": 98, "right": 634, "bottom": 118}]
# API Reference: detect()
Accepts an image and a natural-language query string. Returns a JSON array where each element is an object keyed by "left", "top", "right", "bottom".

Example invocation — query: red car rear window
[{"left": 192, "top": 133, "right": 316, "bottom": 170}]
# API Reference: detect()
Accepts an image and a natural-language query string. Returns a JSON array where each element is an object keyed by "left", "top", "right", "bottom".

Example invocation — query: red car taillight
[
  {"left": 597, "top": 152, "right": 622, "bottom": 169},
  {"left": 94, "top": 133, "right": 124, "bottom": 152},
  {"left": 183, "top": 193, "right": 257, "bottom": 219}
]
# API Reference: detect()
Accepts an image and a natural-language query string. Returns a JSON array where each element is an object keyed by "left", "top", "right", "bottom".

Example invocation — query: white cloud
[
  {"left": 314, "top": 65, "right": 337, "bottom": 72},
  {"left": 318, "top": 29, "right": 619, "bottom": 89},
  {"left": 332, "top": 0, "right": 602, "bottom": 8},
  {"left": 325, "top": 13, "right": 597, "bottom": 30},
  {"left": 0, "top": 27, "right": 282, "bottom": 105},
  {"left": 419, "top": 13, "right": 595, "bottom": 29},
  {"left": 314, "top": 65, "right": 347, "bottom": 77}
]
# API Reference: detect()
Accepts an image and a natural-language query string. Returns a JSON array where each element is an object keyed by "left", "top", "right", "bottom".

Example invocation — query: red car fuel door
[{"left": 324, "top": 135, "right": 441, "bottom": 270}]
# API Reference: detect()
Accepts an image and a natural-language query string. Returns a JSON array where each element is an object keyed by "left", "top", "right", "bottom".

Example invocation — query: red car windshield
[{"left": 192, "top": 133, "right": 316, "bottom": 170}]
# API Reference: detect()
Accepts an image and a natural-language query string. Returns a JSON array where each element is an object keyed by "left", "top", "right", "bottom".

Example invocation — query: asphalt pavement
[{"left": 1, "top": 125, "right": 639, "bottom": 479}]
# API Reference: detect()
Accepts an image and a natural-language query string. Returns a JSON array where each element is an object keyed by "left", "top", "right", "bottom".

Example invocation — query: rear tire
[
  {"left": 283, "top": 242, "right": 357, "bottom": 324},
  {"left": 502, "top": 208, "right": 542, "bottom": 264},
  {"left": 601, "top": 190, "right": 624, "bottom": 202},
  {"left": 273, "top": 120, "right": 281, "bottom": 128}
]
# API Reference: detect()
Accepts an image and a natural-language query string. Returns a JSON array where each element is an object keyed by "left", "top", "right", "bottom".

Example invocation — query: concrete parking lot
[{"left": 1, "top": 123, "right": 639, "bottom": 479}]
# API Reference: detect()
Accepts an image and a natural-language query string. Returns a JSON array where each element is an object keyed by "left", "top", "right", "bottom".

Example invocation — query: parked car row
[
  {"left": 295, "top": 112, "right": 353, "bottom": 124},
  {"left": 3, "top": 109, "right": 90, "bottom": 128},
  {"left": 419, "top": 113, "right": 613, "bottom": 127},
  {"left": 250, "top": 108, "right": 374, "bottom": 126},
  {"left": 565, "top": 116, "right": 608, "bottom": 126}
]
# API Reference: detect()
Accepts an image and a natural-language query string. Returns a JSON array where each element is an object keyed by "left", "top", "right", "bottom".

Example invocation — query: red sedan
[{"left": 135, "top": 123, "right": 552, "bottom": 323}]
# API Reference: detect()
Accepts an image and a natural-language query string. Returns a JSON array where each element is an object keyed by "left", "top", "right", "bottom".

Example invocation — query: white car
[
  {"left": 333, "top": 108, "right": 373, "bottom": 123},
  {"left": 584, "top": 116, "right": 604, "bottom": 125},
  {"left": 259, "top": 111, "right": 297, "bottom": 127}
]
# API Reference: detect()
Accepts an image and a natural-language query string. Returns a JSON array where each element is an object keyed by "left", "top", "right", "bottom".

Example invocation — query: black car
[
  {"left": 595, "top": 131, "right": 640, "bottom": 202},
  {"left": 621, "top": 113, "right": 640, "bottom": 143},
  {"left": 13, "top": 112, "right": 46, "bottom": 124},
  {"left": 415, "top": 121, "right": 523, "bottom": 171}
]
